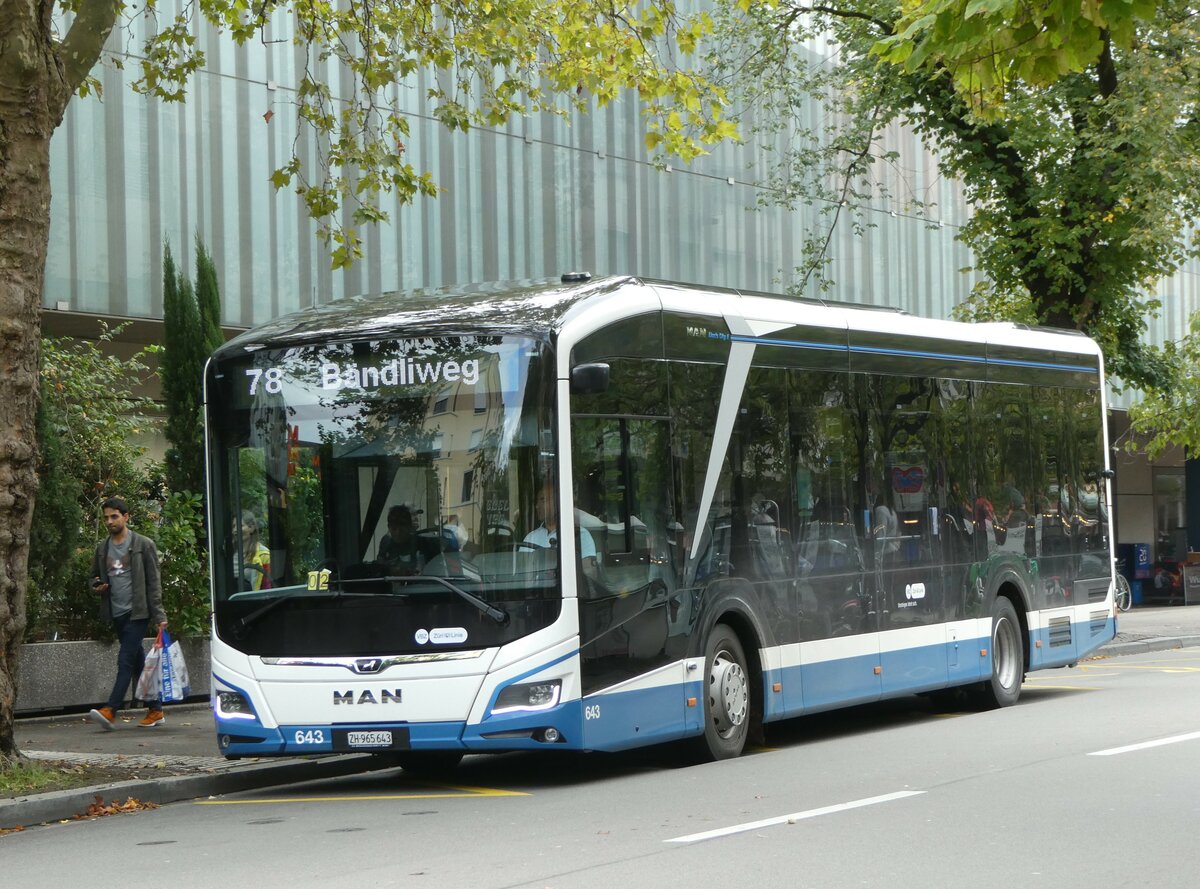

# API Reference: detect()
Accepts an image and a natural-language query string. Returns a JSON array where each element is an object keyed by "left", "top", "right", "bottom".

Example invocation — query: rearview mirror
[{"left": 570, "top": 362, "right": 610, "bottom": 395}]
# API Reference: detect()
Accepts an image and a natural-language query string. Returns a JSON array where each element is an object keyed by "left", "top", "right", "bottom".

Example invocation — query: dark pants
[{"left": 106, "top": 613, "right": 160, "bottom": 710}]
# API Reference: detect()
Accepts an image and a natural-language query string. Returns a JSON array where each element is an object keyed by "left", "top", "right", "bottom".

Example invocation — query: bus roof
[{"left": 214, "top": 274, "right": 1101, "bottom": 360}]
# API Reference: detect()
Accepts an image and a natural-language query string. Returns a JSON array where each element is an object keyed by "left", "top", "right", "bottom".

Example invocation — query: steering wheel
[{"left": 503, "top": 541, "right": 544, "bottom": 552}]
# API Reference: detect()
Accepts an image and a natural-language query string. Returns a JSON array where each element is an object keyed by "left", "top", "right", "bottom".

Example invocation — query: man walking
[{"left": 87, "top": 497, "right": 170, "bottom": 729}]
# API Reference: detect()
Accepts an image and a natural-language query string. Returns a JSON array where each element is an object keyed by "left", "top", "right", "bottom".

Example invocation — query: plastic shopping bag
[
  {"left": 160, "top": 628, "right": 191, "bottom": 703},
  {"left": 135, "top": 631, "right": 164, "bottom": 701}
]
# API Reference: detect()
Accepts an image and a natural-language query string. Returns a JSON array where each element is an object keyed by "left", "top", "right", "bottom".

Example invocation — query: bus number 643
[{"left": 584, "top": 704, "right": 601, "bottom": 720}]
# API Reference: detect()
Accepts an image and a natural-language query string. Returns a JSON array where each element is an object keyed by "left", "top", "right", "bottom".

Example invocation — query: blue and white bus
[{"left": 204, "top": 275, "right": 1116, "bottom": 766}]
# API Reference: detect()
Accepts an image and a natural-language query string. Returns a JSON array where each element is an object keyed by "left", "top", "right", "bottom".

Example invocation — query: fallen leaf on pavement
[{"left": 76, "top": 795, "right": 160, "bottom": 819}]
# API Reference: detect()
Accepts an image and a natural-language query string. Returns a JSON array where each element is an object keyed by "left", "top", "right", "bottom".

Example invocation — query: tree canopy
[
  {"left": 708, "top": 0, "right": 1200, "bottom": 391},
  {"left": 876, "top": 0, "right": 1160, "bottom": 112}
]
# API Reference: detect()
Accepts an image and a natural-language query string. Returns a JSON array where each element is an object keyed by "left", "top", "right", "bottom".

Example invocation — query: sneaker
[
  {"left": 138, "top": 709, "right": 165, "bottom": 728},
  {"left": 88, "top": 707, "right": 117, "bottom": 731},
  {"left": 138, "top": 705, "right": 166, "bottom": 729}
]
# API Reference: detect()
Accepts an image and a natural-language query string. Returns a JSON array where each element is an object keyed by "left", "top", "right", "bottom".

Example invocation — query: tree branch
[
  {"left": 808, "top": 4, "right": 893, "bottom": 36},
  {"left": 58, "top": 0, "right": 123, "bottom": 109}
]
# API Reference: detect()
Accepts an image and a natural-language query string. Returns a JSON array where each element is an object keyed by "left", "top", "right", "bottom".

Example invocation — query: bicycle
[{"left": 1114, "top": 572, "right": 1132, "bottom": 613}]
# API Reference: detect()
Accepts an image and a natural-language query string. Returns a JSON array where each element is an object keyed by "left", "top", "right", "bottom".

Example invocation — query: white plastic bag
[
  {"left": 160, "top": 629, "right": 191, "bottom": 702},
  {"left": 136, "top": 632, "right": 164, "bottom": 701}
]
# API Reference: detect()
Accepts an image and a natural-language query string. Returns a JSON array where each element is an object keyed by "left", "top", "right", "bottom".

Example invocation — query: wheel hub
[
  {"left": 709, "top": 653, "right": 748, "bottom": 737},
  {"left": 993, "top": 616, "right": 1020, "bottom": 690}
]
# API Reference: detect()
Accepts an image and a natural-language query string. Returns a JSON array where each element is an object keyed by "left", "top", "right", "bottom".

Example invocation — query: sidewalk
[
  {"left": 6, "top": 604, "right": 1200, "bottom": 830},
  {"left": 1103, "top": 601, "right": 1200, "bottom": 655},
  {"left": 3, "top": 702, "right": 392, "bottom": 829}
]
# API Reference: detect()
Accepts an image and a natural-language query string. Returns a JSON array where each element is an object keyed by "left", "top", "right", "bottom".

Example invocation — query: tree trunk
[
  {"left": 0, "top": 2, "right": 75, "bottom": 759},
  {"left": 0, "top": 0, "right": 117, "bottom": 761},
  {"left": 0, "top": 101, "right": 55, "bottom": 762}
]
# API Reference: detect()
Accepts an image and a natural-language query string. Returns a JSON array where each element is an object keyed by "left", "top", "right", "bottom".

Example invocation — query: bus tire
[
  {"left": 974, "top": 596, "right": 1023, "bottom": 709},
  {"left": 695, "top": 624, "right": 752, "bottom": 760}
]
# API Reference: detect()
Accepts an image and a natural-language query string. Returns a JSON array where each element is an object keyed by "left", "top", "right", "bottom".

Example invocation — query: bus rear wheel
[
  {"left": 973, "top": 596, "right": 1023, "bottom": 709},
  {"left": 696, "top": 624, "right": 751, "bottom": 760}
]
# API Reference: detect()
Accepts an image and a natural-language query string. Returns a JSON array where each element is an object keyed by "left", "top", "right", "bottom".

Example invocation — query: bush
[
  {"left": 141, "top": 490, "right": 211, "bottom": 638},
  {"left": 26, "top": 330, "right": 156, "bottom": 641},
  {"left": 27, "top": 330, "right": 211, "bottom": 640}
]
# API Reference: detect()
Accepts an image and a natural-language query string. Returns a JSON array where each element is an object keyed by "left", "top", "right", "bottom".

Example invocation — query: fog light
[
  {"left": 541, "top": 727, "right": 561, "bottom": 743},
  {"left": 492, "top": 679, "right": 562, "bottom": 714}
]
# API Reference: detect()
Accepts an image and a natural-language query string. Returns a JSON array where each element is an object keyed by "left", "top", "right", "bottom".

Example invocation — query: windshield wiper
[
  {"left": 361, "top": 575, "right": 510, "bottom": 625},
  {"left": 234, "top": 590, "right": 309, "bottom": 634},
  {"left": 232, "top": 581, "right": 372, "bottom": 633},
  {"left": 233, "top": 574, "right": 509, "bottom": 634}
]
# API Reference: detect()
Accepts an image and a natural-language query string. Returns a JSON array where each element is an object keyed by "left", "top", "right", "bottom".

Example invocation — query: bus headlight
[
  {"left": 492, "top": 679, "right": 561, "bottom": 714},
  {"left": 215, "top": 690, "right": 257, "bottom": 720}
]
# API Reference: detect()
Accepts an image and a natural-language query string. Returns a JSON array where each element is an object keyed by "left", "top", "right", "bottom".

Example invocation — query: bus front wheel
[
  {"left": 974, "top": 596, "right": 1024, "bottom": 709},
  {"left": 696, "top": 624, "right": 751, "bottom": 760}
]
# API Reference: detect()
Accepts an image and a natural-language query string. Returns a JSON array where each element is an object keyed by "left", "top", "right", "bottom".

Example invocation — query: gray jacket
[{"left": 89, "top": 530, "right": 167, "bottom": 625}]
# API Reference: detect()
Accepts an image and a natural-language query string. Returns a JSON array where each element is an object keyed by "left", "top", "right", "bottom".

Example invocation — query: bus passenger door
[
  {"left": 572, "top": 411, "right": 685, "bottom": 749},
  {"left": 862, "top": 375, "right": 949, "bottom": 697},
  {"left": 789, "top": 367, "right": 881, "bottom": 711}
]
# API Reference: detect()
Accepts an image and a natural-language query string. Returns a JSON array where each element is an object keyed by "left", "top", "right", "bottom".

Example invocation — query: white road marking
[
  {"left": 664, "top": 791, "right": 926, "bottom": 844},
  {"left": 1089, "top": 730, "right": 1200, "bottom": 757}
]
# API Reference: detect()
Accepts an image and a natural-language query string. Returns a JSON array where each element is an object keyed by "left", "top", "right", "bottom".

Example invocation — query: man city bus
[{"left": 204, "top": 275, "right": 1116, "bottom": 770}]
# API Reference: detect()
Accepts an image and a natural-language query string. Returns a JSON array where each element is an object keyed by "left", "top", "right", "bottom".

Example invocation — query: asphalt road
[{"left": 6, "top": 646, "right": 1200, "bottom": 888}]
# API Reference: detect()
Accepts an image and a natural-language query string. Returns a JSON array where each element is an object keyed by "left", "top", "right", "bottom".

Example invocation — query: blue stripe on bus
[
  {"left": 741, "top": 335, "right": 849, "bottom": 353},
  {"left": 728, "top": 334, "right": 1098, "bottom": 374}
]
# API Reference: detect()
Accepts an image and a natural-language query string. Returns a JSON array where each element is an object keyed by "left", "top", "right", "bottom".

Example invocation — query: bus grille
[
  {"left": 1090, "top": 610, "right": 1109, "bottom": 635},
  {"left": 1048, "top": 616, "right": 1073, "bottom": 647}
]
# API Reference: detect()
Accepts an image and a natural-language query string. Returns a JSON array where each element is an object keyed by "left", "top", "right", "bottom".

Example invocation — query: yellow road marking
[
  {"left": 195, "top": 783, "right": 529, "bottom": 805},
  {"left": 1080, "top": 663, "right": 1200, "bottom": 672},
  {"left": 1021, "top": 684, "right": 1102, "bottom": 691}
]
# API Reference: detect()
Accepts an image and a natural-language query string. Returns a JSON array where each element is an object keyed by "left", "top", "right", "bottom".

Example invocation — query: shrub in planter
[{"left": 141, "top": 490, "right": 211, "bottom": 638}]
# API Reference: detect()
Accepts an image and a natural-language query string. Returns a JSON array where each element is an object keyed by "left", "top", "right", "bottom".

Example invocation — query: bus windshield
[{"left": 205, "top": 334, "right": 560, "bottom": 657}]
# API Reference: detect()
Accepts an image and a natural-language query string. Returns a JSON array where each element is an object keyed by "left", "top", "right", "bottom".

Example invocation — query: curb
[
  {"left": 1097, "top": 634, "right": 1200, "bottom": 658},
  {"left": 1, "top": 753, "right": 392, "bottom": 830}
]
